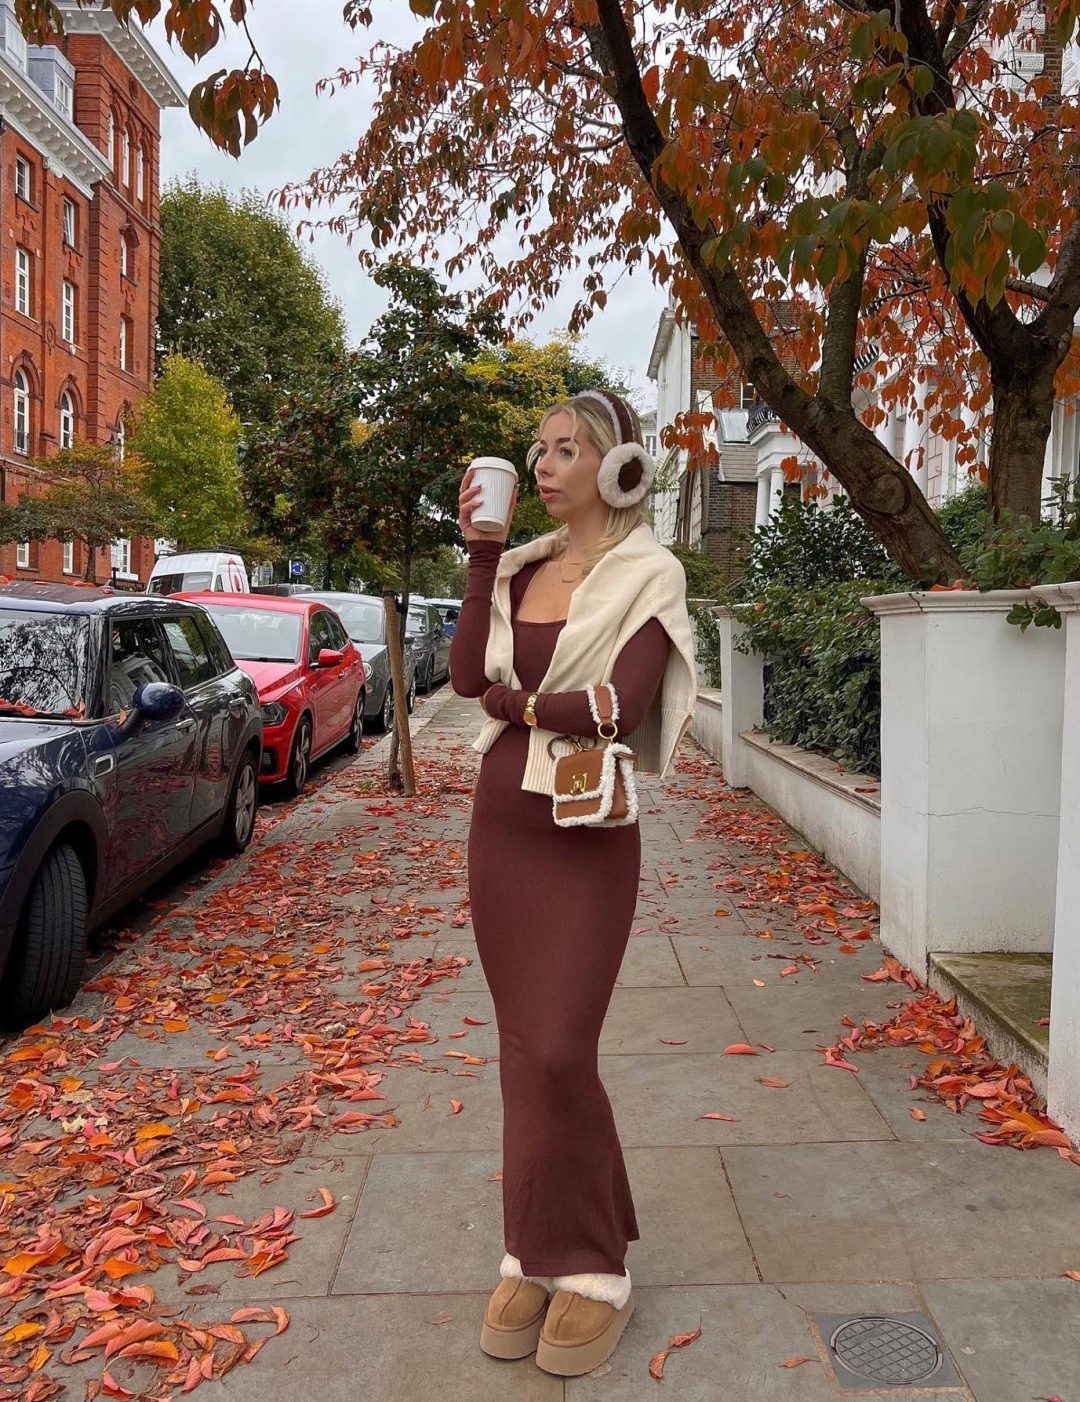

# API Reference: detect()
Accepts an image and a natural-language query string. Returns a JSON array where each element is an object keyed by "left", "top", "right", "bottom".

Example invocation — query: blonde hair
[{"left": 526, "top": 398, "right": 648, "bottom": 574}]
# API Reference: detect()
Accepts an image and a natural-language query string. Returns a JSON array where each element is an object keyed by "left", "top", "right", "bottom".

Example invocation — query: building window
[
  {"left": 122, "top": 129, "right": 131, "bottom": 188},
  {"left": 136, "top": 144, "right": 145, "bottom": 201},
  {"left": 119, "top": 316, "right": 130, "bottom": 370},
  {"left": 108, "top": 110, "right": 116, "bottom": 172},
  {"left": 62, "top": 539, "right": 74, "bottom": 574},
  {"left": 16, "top": 542, "right": 30, "bottom": 569},
  {"left": 740, "top": 382, "right": 757, "bottom": 410},
  {"left": 63, "top": 196, "right": 76, "bottom": 247},
  {"left": 59, "top": 391, "right": 75, "bottom": 449},
  {"left": 644, "top": 433, "right": 658, "bottom": 460},
  {"left": 14, "top": 247, "right": 31, "bottom": 316},
  {"left": 112, "top": 537, "right": 131, "bottom": 576},
  {"left": 115, "top": 419, "right": 126, "bottom": 461},
  {"left": 6, "top": 17, "right": 27, "bottom": 72},
  {"left": 13, "top": 369, "right": 30, "bottom": 455},
  {"left": 120, "top": 231, "right": 129, "bottom": 278},
  {"left": 62, "top": 281, "right": 76, "bottom": 344},
  {"left": 55, "top": 72, "right": 73, "bottom": 120},
  {"left": 14, "top": 155, "right": 30, "bottom": 202}
]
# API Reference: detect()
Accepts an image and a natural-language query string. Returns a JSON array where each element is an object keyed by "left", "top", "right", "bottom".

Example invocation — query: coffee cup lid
[{"left": 470, "top": 456, "right": 518, "bottom": 476}]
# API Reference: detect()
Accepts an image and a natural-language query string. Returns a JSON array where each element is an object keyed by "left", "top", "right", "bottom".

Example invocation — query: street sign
[{"left": 289, "top": 560, "right": 305, "bottom": 578}]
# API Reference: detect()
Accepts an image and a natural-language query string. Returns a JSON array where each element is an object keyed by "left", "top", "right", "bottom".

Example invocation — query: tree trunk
[
  {"left": 987, "top": 372, "right": 1057, "bottom": 521},
  {"left": 83, "top": 539, "right": 97, "bottom": 584},
  {"left": 387, "top": 506, "right": 415, "bottom": 792}
]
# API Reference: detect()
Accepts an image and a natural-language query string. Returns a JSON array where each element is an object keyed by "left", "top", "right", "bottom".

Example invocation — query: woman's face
[{"left": 532, "top": 410, "right": 603, "bottom": 521}]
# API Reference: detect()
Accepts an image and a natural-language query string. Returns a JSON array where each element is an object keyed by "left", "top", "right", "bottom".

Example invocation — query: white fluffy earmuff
[{"left": 596, "top": 441, "right": 655, "bottom": 509}]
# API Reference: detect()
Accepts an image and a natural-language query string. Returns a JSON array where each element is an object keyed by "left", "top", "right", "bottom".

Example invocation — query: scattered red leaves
[{"left": 648, "top": 1322, "right": 702, "bottom": 1380}]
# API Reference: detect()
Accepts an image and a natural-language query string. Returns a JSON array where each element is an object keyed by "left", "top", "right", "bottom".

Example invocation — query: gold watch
[{"left": 523, "top": 692, "right": 540, "bottom": 727}]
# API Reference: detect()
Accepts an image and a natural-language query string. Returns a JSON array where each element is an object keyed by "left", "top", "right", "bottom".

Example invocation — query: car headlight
[
  {"left": 260, "top": 701, "right": 289, "bottom": 726},
  {"left": 362, "top": 661, "right": 373, "bottom": 683}
]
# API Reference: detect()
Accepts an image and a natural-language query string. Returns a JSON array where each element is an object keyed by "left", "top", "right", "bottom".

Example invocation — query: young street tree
[
  {"left": 0, "top": 441, "right": 159, "bottom": 583},
  {"left": 158, "top": 179, "right": 346, "bottom": 430},
  {"left": 130, "top": 353, "right": 248, "bottom": 552}
]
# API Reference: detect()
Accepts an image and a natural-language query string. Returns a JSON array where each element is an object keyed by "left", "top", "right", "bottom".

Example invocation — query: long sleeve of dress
[
  {"left": 483, "top": 618, "right": 671, "bottom": 741},
  {"left": 449, "top": 538, "right": 503, "bottom": 698}
]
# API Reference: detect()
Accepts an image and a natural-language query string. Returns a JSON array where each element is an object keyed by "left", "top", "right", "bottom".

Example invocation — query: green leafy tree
[
  {"left": 129, "top": 353, "right": 247, "bottom": 551},
  {"left": 411, "top": 545, "right": 468, "bottom": 599},
  {"left": 159, "top": 178, "right": 346, "bottom": 430},
  {"left": 0, "top": 442, "right": 159, "bottom": 583}
]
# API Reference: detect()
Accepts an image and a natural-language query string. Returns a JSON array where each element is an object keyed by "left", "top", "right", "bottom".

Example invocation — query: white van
[{"left": 146, "top": 550, "right": 250, "bottom": 596}]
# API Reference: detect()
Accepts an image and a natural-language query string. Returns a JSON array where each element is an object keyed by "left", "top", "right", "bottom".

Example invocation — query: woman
[{"left": 450, "top": 389, "right": 697, "bottom": 1377}]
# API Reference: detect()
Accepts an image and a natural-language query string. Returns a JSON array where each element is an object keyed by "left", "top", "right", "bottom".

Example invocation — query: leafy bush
[
  {"left": 689, "top": 601, "right": 723, "bottom": 687},
  {"left": 668, "top": 542, "right": 726, "bottom": 687},
  {"left": 935, "top": 480, "right": 988, "bottom": 556}
]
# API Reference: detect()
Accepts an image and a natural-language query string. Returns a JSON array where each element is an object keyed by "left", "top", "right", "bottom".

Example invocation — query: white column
[
  {"left": 768, "top": 465, "right": 785, "bottom": 517},
  {"left": 755, "top": 471, "right": 770, "bottom": 528},
  {"left": 716, "top": 609, "right": 764, "bottom": 789},
  {"left": 902, "top": 381, "right": 929, "bottom": 495},
  {"left": 864, "top": 590, "right": 1066, "bottom": 977},
  {"left": 1032, "top": 580, "right": 1080, "bottom": 1143}
]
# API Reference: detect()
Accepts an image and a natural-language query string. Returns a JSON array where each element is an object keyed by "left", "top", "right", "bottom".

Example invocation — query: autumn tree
[
  {"left": 130, "top": 353, "right": 248, "bottom": 551},
  {"left": 0, "top": 442, "right": 159, "bottom": 584}
]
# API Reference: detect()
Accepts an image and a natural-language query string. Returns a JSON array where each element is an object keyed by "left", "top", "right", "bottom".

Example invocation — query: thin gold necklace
[{"left": 551, "top": 553, "right": 585, "bottom": 584}]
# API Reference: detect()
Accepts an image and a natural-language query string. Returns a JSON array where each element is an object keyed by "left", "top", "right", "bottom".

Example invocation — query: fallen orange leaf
[
  {"left": 450, "top": 1099, "right": 464, "bottom": 1114},
  {"left": 723, "top": 1043, "right": 758, "bottom": 1056},
  {"left": 780, "top": 1356, "right": 814, "bottom": 1368},
  {"left": 298, "top": 1187, "right": 337, "bottom": 1219}
]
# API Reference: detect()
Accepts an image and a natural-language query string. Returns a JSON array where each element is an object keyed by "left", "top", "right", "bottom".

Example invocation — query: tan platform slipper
[
  {"left": 534, "top": 1288, "right": 636, "bottom": 1376},
  {"left": 479, "top": 1277, "right": 551, "bottom": 1359}
]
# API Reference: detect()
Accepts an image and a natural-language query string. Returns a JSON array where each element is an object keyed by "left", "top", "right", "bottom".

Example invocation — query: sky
[{"left": 152, "top": 2, "right": 667, "bottom": 408}]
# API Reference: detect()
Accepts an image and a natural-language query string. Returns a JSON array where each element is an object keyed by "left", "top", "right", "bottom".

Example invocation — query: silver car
[{"left": 305, "top": 592, "right": 417, "bottom": 732}]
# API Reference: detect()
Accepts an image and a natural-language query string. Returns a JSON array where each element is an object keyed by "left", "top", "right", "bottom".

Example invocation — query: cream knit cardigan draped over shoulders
[{"left": 472, "top": 522, "right": 698, "bottom": 796}]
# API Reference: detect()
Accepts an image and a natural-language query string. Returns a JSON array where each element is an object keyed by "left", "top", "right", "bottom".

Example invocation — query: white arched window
[
  {"left": 115, "top": 418, "right": 126, "bottom": 461},
  {"left": 135, "top": 144, "right": 145, "bottom": 201},
  {"left": 108, "top": 110, "right": 116, "bottom": 171},
  {"left": 122, "top": 129, "right": 131, "bottom": 188},
  {"left": 59, "top": 391, "right": 75, "bottom": 449},
  {"left": 120, "top": 231, "right": 129, "bottom": 278},
  {"left": 13, "top": 370, "right": 30, "bottom": 455}
]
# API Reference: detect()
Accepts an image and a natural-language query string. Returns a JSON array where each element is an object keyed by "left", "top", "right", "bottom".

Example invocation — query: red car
[{"left": 178, "top": 593, "right": 366, "bottom": 796}]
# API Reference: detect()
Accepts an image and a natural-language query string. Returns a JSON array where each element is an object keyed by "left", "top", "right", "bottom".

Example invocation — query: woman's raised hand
[{"left": 459, "top": 467, "right": 518, "bottom": 545}]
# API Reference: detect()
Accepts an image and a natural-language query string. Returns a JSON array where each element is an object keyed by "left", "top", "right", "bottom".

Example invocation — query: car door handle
[
  {"left": 176, "top": 717, "right": 196, "bottom": 733},
  {"left": 228, "top": 698, "right": 247, "bottom": 716},
  {"left": 92, "top": 753, "right": 116, "bottom": 777}
]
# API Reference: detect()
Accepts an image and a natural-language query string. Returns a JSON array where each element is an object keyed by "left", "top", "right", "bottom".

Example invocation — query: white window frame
[
  {"left": 120, "top": 231, "right": 129, "bottom": 278},
  {"left": 55, "top": 72, "right": 73, "bottom": 120},
  {"left": 119, "top": 316, "right": 129, "bottom": 370},
  {"left": 135, "top": 144, "right": 145, "bottom": 201},
  {"left": 14, "top": 246, "right": 30, "bottom": 317},
  {"left": 13, "top": 370, "right": 30, "bottom": 455},
  {"left": 62, "top": 280, "right": 76, "bottom": 344},
  {"left": 116, "top": 419, "right": 126, "bottom": 461},
  {"left": 112, "top": 537, "right": 132, "bottom": 577},
  {"left": 62, "top": 539, "right": 74, "bottom": 574},
  {"left": 740, "top": 382, "right": 757, "bottom": 410},
  {"left": 16, "top": 542, "right": 30, "bottom": 569},
  {"left": 63, "top": 196, "right": 76, "bottom": 247},
  {"left": 122, "top": 128, "right": 131, "bottom": 187},
  {"left": 14, "top": 155, "right": 30, "bottom": 202},
  {"left": 108, "top": 111, "right": 116, "bottom": 172},
  {"left": 59, "top": 391, "right": 75, "bottom": 449}
]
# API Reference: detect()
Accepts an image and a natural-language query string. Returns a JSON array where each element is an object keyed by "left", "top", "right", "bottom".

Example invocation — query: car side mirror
[
  {"left": 116, "top": 680, "right": 185, "bottom": 735},
  {"left": 317, "top": 647, "right": 345, "bottom": 668}
]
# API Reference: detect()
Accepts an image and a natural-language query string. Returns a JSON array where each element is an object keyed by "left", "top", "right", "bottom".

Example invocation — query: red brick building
[{"left": 0, "top": 0, "right": 184, "bottom": 585}]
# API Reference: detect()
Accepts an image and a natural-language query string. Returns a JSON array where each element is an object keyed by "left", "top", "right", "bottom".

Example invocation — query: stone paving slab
[{"left": 723, "top": 1139, "right": 1080, "bottom": 1281}]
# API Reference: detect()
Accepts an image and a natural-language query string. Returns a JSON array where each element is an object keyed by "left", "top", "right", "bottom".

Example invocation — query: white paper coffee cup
[{"left": 469, "top": 456, "right": 518, "bottom": 529}]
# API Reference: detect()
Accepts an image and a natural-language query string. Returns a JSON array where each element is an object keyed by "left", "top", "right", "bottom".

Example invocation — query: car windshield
[
  {"left": 0, "top": 611, "right": 89, "bottom": 718},
  {"left": 202, "top": 605, "right": 302, "bottom": 663},
  {"left": 406, "top": 608, "right": 428, "bottom": 637},
  {"left": 149, "top": 570, "right": 212, "bottom": 595},
  {"left": 324, "top": 601, "right": 383, "bottom": 644}
]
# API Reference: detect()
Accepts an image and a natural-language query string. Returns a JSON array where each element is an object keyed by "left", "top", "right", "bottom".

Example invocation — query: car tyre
[
  {"left": 418, "top": 660, "right": 431, "bottom": 694},
  {"left": 217, "top": 748, "right": 259, "bottom": 856},
  {"left": 0, "top": 843, "right": 87, "bottom": 1028},
  {"left": 406, "top": 673, "right": 417, "bottom": 714},
  {"left": 281, "top": 716, "right": 312, "bottom": 798},
  {"left": 377, "top": 683, "right": 395, "bottom": 733},
  {"left": 345, "top": 690, "right": 366, "bottom": 752}
]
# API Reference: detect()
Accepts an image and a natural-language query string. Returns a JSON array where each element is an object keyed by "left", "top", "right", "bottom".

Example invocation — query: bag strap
[{"left": 592, "top": 684, "right": 619, "bottom": 742}]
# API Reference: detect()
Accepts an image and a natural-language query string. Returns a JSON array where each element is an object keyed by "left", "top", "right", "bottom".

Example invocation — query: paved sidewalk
[{"left": 3, "top": 687, "right": 1080, "bottom": 1401}]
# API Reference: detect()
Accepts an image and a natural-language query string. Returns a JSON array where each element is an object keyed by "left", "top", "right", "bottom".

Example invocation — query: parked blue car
[{"left": 0, "top": 583, "right": 263, "bottom": 1028}]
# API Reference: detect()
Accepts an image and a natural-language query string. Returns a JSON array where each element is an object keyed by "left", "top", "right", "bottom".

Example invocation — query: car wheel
[
  {"left": 345, "top": 691, "right": 365, "bottom": 753},
  {"left": 0, "top": 843, "right": 87, "bottom": 1028},
  {"left": 379, "top": 683, "right": 395, "bottom": 733},
  {"left": 217, "top": 748, "right": 259, "bottom": 856},
  {"left": 406, "top": 673, "right": 417, "bottom": 714},
  {"left": 281, "top": 716, "right": 312, "bottom": 798},
  {"left": 418, "top": 660, "right": 431, "bottom": 694}
]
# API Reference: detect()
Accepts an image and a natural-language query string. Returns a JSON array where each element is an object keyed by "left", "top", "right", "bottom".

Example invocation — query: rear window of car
[
  {"left": 406, "top": 607, "right": 429, "bottom": 637},
  {"left": 149, "top": 570, "right": 212, "bottom": 596},
  {"left": 201, "top": 605, "right": 302, "bottom": 663},
  {"left": 0, "top": 611, "right": 89, "bottom": 718},
  {"left": 326, "top": 600, "right": 383, "bottom": 643}
]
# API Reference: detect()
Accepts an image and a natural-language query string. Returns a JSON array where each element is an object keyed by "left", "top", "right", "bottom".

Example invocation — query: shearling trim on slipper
[
  {"left": 551, "top": 1269, "right": 632, "bottom": 1309},
  {"left": 500, "top": 1252, "right": 553, "bottom": 1290},
  {"left": 597, "top": 443, "right": 655, "bottom": 509}
]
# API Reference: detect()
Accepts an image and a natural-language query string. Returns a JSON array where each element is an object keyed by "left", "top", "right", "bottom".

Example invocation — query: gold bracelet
[{"left": 523, "top": 691, "right": 540, "bottom": 727}]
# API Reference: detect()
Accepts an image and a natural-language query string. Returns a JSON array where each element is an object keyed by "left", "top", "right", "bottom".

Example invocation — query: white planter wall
[
  {"left": 865, "top": 591, "right": 1066, "bottom": 975},
  {"left": 1033, "top": 581, "right": 1080, "bottom": 1143}
]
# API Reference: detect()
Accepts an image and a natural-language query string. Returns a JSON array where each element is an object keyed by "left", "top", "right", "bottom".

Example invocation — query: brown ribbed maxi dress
[{"left": 450, "top": 537, "right": 672, "bottom": 1278}]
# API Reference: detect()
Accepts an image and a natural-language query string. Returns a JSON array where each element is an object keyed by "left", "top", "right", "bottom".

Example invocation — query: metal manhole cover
[{"left": 831, "top": 1317, "right": 941, "bottom": 1384}]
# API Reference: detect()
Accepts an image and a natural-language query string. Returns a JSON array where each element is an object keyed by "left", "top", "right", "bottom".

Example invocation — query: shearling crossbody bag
[{"left": 550, "top": 684, "right": 639, "bottom": 828}]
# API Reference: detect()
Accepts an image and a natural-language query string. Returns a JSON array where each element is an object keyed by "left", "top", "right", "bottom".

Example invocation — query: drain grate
[{"left": 815, "top": 1313, "right": 963, "bottom": 1391}]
